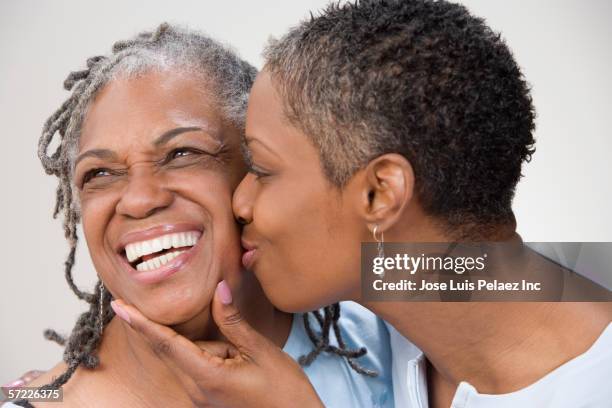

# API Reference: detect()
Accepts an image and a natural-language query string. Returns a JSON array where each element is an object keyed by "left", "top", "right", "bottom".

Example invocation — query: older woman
[{"left": 4, "top": 24, "right": 394, "bottom": 407}]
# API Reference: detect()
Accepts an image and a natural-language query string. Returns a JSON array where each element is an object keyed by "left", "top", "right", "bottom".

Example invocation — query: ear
[{"left": 358, "top": 153, "right": 415, "bottom": 233}]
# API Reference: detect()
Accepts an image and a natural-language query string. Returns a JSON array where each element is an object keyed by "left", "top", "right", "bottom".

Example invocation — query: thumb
[{"left": 212, "top": 280, "right": 272, "bottom": 359}]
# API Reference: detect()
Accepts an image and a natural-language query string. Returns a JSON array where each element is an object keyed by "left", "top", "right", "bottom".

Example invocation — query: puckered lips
[
  {"left": 116, "top": 223, "right": 204, "bottom": 285},
  {"left": 240, "top": 237, "right": 258, "bottom": 270}
]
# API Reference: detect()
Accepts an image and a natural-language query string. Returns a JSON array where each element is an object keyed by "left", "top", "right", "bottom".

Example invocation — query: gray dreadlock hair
[{"left": 16, "top": 21, "right": 373, "bottom": 408}]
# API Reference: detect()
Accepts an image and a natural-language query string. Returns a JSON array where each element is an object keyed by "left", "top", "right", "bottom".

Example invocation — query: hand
[{"left": 110, "top": 281, "right": 324, "bottom": 408}]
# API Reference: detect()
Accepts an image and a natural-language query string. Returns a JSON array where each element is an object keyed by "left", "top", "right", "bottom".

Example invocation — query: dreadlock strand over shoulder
[{"left": 300, "top": 304, "right": 378, "bottom": 377}]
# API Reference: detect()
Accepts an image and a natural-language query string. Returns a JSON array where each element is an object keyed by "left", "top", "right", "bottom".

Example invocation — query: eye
[
  {"left": 246, "top": 163, "right": 270, "bottom": 179},
  {"left": 170, "top": 148, "right": 193, "bottom": 159},
  {"left": 241, "top": 144, "right": 271, "bottom": 180},
  {"left": 163, "top": 147, "right": 206, "bottom": 165},
  {"left": 82, "top": 168, "right": 111, "bottom": 185}
]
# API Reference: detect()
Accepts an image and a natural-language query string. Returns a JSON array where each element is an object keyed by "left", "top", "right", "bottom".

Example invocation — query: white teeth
[
  {"left": 135, "top": 249, "right": 187, "bottom": 272},
  {"left": 162, "top": 235, "right": 172, "bottom": 250},
  {"left": 166, "top": 251, "right": 179, "bottom": 262},
  {"left": 141, "top": 241, "right": 152, "bottom": 256},
  {"left": 151, "top": 238, "right": 163, "bottom": 254},
  {"left": 161, "top": 253, "right": 171, "bottom": 265},
  {"left": 152, "top": 256, "right": 161, "bottom": 269},
  {"left": 171, "top": 234, "right": 182, "bottom": 249},
  {"left": 125, "top": 231, "right": 200, "bottom": 263},
  {"left": 126, "top": 246, "right": 136, "bottom": 263}
]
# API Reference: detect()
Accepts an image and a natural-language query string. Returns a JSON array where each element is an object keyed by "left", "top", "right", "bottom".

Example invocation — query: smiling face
[
  {"left": 233, "top": 71, "right": 365, "bottom": 312},
  {"left": 75, "top": 70, "right": 245, "bottom": 326}
]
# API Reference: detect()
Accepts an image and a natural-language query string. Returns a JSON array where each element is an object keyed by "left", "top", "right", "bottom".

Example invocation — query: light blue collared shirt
[{"left": 284, "top": 301, "right": 394, "bottom": 408}]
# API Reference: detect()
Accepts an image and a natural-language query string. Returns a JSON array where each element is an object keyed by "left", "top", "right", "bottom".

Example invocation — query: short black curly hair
[{"left": 263, "top": 0, "right": 536, "bottom": 234}]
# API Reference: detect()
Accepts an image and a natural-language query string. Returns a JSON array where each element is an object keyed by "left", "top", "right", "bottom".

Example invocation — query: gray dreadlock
[{"left": 16, "top": 21, "right": 373, "bottom": 408}]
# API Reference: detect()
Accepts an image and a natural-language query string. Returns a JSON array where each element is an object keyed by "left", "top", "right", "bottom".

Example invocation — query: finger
[
  {"left": 193, "top": 340, "right": 240, "bottom": 359},
  {"left": 110, "top": 300, "right": 223, "bottom": 379},
  {"left": 1, "top": 379, "right": 25, "bottom": 389},
  {"left": 21, "top": 370, "right": 45, "bottom": 384},
  {"left": 212, "top": 280, "right": 273, "bottom": 359}
]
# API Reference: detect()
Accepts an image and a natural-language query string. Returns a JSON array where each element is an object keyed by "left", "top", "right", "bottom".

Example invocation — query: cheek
[
  {"left": 79, "top": 192, "right": 129, "bottom": 304},
  {"left": 206, "top": 194, "right": 242, "bottom": 273},
  {"left": 255, "top": 183, "right": 337, "bottom": 274},
  {"left": 252, "top": 182, "right": 304, "bottom": 243},
  {"left": 259, "top": 182, "right": 331, "bottom": 245},
  {"left": 80, "top": 192, "right": 118, "bottom": 263},
  {"left": 172, "top": 171, "right": 242, "bottom": 270},
  {"left": 261, "top": 185, "right": 362, "bottom": 308}
]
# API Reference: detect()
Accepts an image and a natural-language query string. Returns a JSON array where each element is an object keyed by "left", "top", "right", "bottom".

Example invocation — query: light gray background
[{"left": 1, "top": 0, "right": 611, "bottom": 382}]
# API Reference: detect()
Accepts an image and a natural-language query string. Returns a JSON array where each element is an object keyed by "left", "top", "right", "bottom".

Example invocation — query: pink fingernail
[
  {"left": 2, "top": 379, "right": 25, "bottom": 388},
  {"left": 22, "top": 370, "right": 44, "bottom": 382},
  {"left": 216, "top": 280, "right": 233, "bottom": 305},
  {"left": 110, "top": 301, "right": 131, "bottom": 324}
]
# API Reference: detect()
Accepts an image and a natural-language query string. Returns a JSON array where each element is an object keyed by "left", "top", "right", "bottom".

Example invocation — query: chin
[
  {"left": 138, "top": 289, "right": 213, "bottom": 326},
  {"left": 262, "top": 283, "right": 317, "bottom": 314},
  {"left": 255, "top": 261, "right": 324, "bottom": 313}
]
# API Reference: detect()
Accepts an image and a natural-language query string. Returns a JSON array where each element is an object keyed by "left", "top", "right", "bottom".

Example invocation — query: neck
[
  {"left": 372, "top": 302, "right": 610, "bottom": 394},
  {"left": 97, "top": 274, "right": 292, "bottom": 405}
]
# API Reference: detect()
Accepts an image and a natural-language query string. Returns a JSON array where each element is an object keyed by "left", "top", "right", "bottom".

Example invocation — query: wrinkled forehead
[{"left": 77, "top": 70, "right": 225, "bottom": 152}]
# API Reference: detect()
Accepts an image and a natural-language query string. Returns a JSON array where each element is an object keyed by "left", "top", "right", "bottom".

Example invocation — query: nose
[
  {"left": 232, "top": 173, "right": 256, "bottom": 225},
  {"left": 116, "top": 168, "right": 173, "bottom": 219}
]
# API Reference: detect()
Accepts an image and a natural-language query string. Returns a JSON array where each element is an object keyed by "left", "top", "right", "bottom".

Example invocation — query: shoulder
[
  {"left": 548, "top": 323, "right": 612, "bottom": 406},
  {"left": 1, "top": 363, "right": 67, "bottom": 408},
  {"left": 20, "top": 362, "right": 87, "bottom": 408},
  {"left": 25, "top": 362, "right": 68, "bottom": 388},
  {"left": 333, "top": 301, "right": 391, "bottom": 348}
]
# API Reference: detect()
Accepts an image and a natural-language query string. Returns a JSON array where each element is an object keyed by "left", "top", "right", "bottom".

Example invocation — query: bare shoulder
[
  {"left": 26, "top": 362, "right": 68, "bottom": 388},
  {"left": 25, "top": 362, "right": 86, "bottom": 408}
]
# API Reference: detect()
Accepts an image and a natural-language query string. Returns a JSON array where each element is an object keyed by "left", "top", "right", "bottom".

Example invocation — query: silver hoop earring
[
  {"left": 373, "top": 224, "right": 385, "bottom": 260},
  {"left": 98, "top": 281, "right": 105, "bottom": 334}
]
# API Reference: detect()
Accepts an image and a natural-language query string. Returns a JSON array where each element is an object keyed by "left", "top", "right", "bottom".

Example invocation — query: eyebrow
[
  {"left": 74, "top": 149, "right": 117, "bottom": 167},
  {"left": 244, "top": 136, "right": 281, "bottom": 160},
  {"left": 74, "top": 126, "right": 217, "bottom": 167},
  {"left": 153, "top": 126, "right": 210, "bottom": 147}
]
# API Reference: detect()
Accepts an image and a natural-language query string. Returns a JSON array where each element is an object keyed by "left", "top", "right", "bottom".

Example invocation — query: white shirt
[{"left": 387, "top": 322, "right": 612, "bottom": 408}]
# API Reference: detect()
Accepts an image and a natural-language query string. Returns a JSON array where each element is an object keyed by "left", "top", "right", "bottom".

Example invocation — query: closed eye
[
  {"left": 246, "top": 163, "right": 270, "bottom": 179},
  {"left": 242, "top": 149, "right": 270, "bottom": 179},
  {"left": 241, "top": 142, "right": 272, "bottom": 180}
]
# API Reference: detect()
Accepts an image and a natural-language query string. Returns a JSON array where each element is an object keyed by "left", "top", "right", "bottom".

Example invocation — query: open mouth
[{"left": 123, "top": 231, "right": 201, "bottom": 272}]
